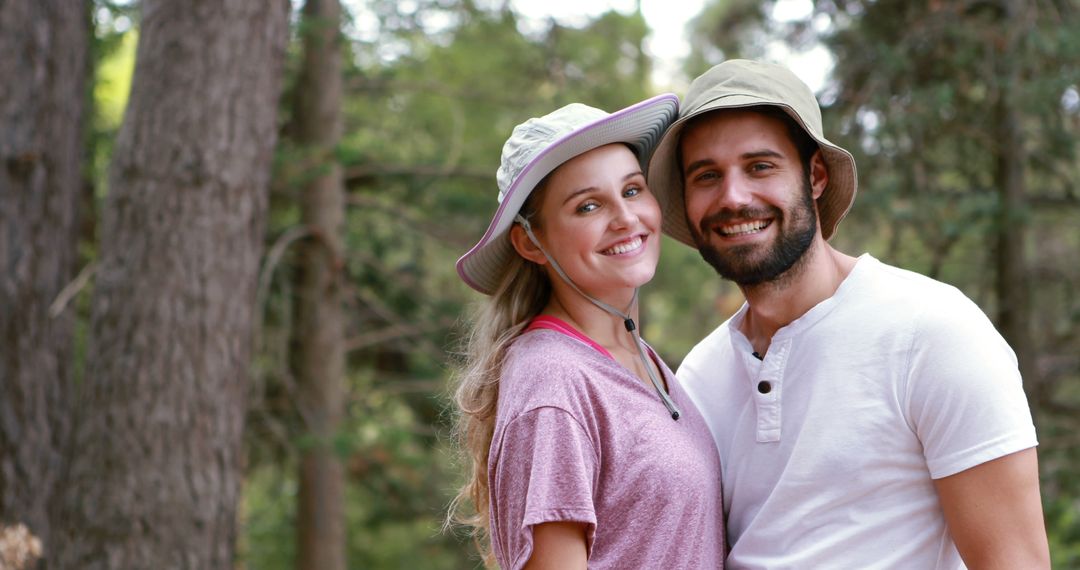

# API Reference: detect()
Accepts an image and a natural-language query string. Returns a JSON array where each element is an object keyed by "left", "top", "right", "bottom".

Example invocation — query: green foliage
[
  {"left": 239, "top": 467, "right": 297, "bottom": 569},
  {"left": 685, "top": 0, "right": 774, "bottom": 76},
  {"left": 89, "top": 1, "right": 138, "bottom": 196},
  {"left": 93, "top": 30, "right": 135, "bottom": 130},
  {"left": 1047, "top": 496, "right": 1080, "bottom": 567},
  {"left": 240, "top": 370, "right": 472, "bottom": 569}
]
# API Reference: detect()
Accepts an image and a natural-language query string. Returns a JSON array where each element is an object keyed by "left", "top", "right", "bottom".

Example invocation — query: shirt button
[{"left": 757, "top": 381, "right": 772, "bottom": 394}]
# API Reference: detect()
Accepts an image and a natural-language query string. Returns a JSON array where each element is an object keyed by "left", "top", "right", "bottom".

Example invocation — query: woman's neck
[
  {"left": 541, "top": 287, "right": 640, "bottom": 356},
  {"left": 541, "top": 286, "right": 666, "bottom": 391}
]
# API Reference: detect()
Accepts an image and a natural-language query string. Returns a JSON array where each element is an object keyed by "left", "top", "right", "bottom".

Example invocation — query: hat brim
[
  {"left": 648, "top": 96, "right": 858, "bottom": 247},
  {"left": 457, "top": 93, "right": 680, "bottom": 295}
]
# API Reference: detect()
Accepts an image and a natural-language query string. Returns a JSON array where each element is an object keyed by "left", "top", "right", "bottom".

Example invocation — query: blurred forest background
[{"left": 1, "top": 0, "right": 1078, "bottom": 568}]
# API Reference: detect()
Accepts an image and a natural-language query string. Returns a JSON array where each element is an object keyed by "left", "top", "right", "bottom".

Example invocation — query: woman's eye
[
  {"left": 624, "top": 186, "right": 641, "bottom": 198},
  {"left": 577, "top": 202, "right": 599, "bottom": 214}
]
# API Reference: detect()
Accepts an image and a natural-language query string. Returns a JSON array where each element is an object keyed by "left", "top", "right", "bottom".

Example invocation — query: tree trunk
[
  {"left": 994, "top": 0, "right": 1039, "bottom": 412},
  {"left": 0, "top": 0, "right": 89, "bottom": 562},
  {"left": 54, "top": 1, "right": 289, "bottom": 568},
  {"left": 291, "top": 1, "right": 347, "bottom": 568}
]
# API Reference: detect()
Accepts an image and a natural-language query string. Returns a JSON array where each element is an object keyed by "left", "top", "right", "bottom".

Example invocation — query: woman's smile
[{"left": 600, "top": 234, "right": 648, "bottom": 256}]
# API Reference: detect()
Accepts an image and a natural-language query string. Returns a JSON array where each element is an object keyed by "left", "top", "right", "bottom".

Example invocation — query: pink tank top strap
[{"left": 525, "top": 315, "right": 615, "bottom": 361}]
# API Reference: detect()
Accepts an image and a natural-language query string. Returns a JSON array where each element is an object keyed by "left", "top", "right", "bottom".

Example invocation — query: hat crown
[
  {"left": 684, "top": 59, "right": 823, "bottom": 136},
  {"left": 497, "top": 103, "right": 607, "bottom": 203}
]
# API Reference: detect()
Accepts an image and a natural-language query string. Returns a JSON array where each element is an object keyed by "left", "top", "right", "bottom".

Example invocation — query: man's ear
[
  {"left": 809, "top": 149, "right": 829, "bottom": 200},
  {"left": 509, "top": 223, "right": 548, "bottom": 266}
]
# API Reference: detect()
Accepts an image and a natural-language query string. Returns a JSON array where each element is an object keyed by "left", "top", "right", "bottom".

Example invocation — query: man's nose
[{"left": 713, "top": 173, "right": 753, "bottom": 210}]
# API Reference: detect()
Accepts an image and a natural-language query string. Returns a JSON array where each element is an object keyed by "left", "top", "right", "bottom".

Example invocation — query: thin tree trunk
[
  {"left": 291, "top": 0, "right": 347, "bottom": 568},
  {"left": 994, "top": 0, "right": 1039, "bottom": 411},
  {"left": 54, "top": 1, "right": 289, "bottom": 568},
  {"left": 0, "top": 1, "right": 89, "bottom": 563}
]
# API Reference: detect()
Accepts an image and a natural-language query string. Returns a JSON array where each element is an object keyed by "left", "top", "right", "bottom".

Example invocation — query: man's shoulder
[
  {"left": 875, "top": 261, "right": 945, "bottom": 288},
  {"left": 851, "top": 256, "right": 979, "bottom": 316},
  {"left": 679, "top": 315, "right": 739, "bottom": 373},
  {"left": 856, "top": 257, "right": 1006, "bottom": 352}
]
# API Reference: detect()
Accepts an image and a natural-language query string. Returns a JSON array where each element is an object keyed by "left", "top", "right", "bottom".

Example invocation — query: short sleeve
[
  {"left": 490, "top": 406, "right": 599, "bottom": 570},
  {"left": 905, "top": 296, "right": 1038, "bottom": 479}
]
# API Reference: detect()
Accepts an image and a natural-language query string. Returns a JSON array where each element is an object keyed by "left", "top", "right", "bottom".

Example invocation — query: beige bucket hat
[{"left": 648, "top": 59, "right": 858, "bottom": 245}]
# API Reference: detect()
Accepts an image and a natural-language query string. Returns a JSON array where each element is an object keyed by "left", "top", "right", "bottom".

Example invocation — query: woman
[{"left": 450, "top": 95, "right": 724, "bottom": 569}]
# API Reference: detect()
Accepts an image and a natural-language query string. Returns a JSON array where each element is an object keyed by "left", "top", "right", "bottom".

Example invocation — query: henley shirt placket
[{"left": 750, "top": 338, "right": 791, "bottom": 443}]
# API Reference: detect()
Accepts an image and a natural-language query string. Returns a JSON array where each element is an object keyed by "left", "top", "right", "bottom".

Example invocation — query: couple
[{"left": 449, "top": 60, "right": 1049, "bottom": 569}]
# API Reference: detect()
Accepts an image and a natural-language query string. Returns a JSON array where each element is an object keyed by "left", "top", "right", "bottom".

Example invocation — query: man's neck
[{"left": 738, "top": 239, "right": 858, "bottom": 355}]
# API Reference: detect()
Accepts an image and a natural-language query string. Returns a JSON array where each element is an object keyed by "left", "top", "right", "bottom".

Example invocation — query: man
[{"left": 647, "top": 59, "right": 1050, "bottom": 568}]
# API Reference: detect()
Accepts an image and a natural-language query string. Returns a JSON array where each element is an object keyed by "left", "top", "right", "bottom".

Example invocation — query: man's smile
[{"left": 717, "top": 219, "right": 771, "bottom": 237}]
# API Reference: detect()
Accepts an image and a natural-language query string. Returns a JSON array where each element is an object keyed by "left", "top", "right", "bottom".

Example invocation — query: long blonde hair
[{"left": 447, "top": 194, "right": 551, "bottom": 564}]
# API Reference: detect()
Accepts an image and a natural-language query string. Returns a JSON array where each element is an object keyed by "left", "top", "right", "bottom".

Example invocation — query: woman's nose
[{"left": 609, "top": 199, "right": 637, "bottom": 229}]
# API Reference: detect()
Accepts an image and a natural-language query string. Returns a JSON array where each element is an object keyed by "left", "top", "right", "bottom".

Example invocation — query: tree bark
[
  {"left": 0, "top": 0, "right": 89, "bottom": 562},
  {"left": 290, "top": 1, "right": 347, "bottom": 568},
  {"left": 994, "top": 0, "right": 1039, "bottom": 411},
  {"left": 54, "top": 1, "right": 289, "bottom": 568}
]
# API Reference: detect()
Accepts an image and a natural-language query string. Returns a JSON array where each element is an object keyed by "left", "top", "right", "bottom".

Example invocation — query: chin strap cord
[{"left": 516, "top": 215, "right": 681, "bottom": 420}]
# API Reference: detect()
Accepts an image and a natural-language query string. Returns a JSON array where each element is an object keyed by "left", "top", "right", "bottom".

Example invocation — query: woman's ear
[
  {"left": 809, "top": 149, "right": 829, "bottom": 200},
  {"left": 509, "top": 223, "right": 548, "bottom": 266}
]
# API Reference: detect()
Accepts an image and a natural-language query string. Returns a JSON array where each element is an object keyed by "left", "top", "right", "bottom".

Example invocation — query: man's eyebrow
[
  {"left": 683, "top": 150, "right": 785, "bottom": 176},
  {"left": 683, "top": 159, "right": 713, "bottom": 177},
  {"left": 742, "top": 150, "right": 784, "bottom": 160},
  {"left": 560, "top": 171, "right": 644, "bottom": 205}
]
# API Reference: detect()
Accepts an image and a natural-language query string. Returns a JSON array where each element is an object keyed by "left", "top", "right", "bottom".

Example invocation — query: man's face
[{"left": 679, "top": 110, "right": 825, "bottom": 286}]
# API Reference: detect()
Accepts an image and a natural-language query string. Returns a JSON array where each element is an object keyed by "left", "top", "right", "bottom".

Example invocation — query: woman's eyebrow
[{"left": 560, "top": 171, "right": 644, "bottom": 205}]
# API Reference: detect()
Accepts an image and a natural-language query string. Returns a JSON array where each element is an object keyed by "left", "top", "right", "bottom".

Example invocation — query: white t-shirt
[{"left": 679, "top": 254, "right": 1038, "bottom": 569}]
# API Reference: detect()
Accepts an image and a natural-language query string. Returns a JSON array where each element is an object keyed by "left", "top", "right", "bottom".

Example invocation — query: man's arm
[{"left": 933, "top": 447, "right": 1050, "bottom": 569}]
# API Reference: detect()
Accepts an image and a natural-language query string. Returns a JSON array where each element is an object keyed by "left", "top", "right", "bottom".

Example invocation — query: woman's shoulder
[
  {"left": 498, "top": 329, "right": 608, "bottom": 415},
  {"left": 504, "top": 328, "right": 603, "bottom": 375}
]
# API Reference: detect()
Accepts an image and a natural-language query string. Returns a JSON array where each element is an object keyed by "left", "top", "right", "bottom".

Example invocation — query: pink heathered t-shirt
[{"left": 488, "top": 318, "right": 725, "bottom": 569}]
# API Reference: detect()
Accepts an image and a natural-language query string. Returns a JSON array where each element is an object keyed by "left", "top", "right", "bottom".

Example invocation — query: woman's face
[{"left": 520, "top": 143, "right": 662, "bottom": 302}]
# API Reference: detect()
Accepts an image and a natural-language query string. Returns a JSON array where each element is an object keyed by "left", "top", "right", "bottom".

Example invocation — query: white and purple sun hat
[{"left": 456, "top": 94, "right": 679, "bottom": 295}]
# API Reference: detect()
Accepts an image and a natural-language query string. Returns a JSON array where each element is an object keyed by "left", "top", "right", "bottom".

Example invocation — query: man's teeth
[
  {"left": 603, "top": 236, "right": 643, "bottom": 255},
  {"left": 720, "top": 220, "right": 768, "bottom": 236}
]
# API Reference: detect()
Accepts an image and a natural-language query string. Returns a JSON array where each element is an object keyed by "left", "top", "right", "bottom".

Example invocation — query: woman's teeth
[{"left": 603, "top": 236, "right": 643, "bottom": 255}]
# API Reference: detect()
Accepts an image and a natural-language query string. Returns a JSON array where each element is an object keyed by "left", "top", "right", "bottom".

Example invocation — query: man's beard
[{"left": 690, "top": 176, "right": 818, "bottom": 287}]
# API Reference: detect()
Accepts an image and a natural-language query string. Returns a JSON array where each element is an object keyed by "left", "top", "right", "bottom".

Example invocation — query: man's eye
[
  {"left": 751, "top": 162, "right": 773, "bottom": 172},
  {"left": 695, "top": 171, "right": 718, "bottom": 183}
]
